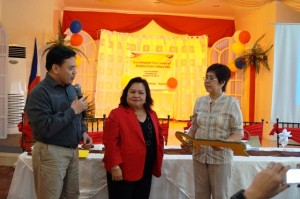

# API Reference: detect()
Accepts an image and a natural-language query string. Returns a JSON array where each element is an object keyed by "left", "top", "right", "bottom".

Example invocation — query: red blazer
[{"left": 103, "top": 106, "right": 164, "bottom": 181}]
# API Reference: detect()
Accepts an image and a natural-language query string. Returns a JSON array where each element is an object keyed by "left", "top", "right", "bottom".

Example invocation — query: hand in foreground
[
  {"left": 111, "top": 165, "right": 123, "bottom": 181},
  {"left": 71, "top": 97, "right": 88, "bottom": 114},
  {"left": 244, "top": 162, "right": 290, "bottom": 199}
]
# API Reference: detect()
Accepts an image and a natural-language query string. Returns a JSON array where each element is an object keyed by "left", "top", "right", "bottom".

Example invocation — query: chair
[
  {"left": 242, "top": 130, "right": 261, "bottom": 147},
  {"left": 243, "top": 119, "right": 264, "bottom": 145},
  {"left": 271, "top": 118, "right": 300, "bottom": 147},
  {"left": 159, "top": 115, "right": 170, "bottom": 145},
  {"left": 19, "top": 113, "right": 107, "bottom": 150},
  {"left": 183, "top": 116, "right": 193, "bottom": 132},
  {"left": 83, "top": 114, "right": 106, "bottom": 132},
  {"left": 83, "top": 114, "right": 106, "bottom": 144}
]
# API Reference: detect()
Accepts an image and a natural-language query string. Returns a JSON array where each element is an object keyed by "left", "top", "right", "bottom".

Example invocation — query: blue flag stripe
[{"left": 28, "top": 38, "right": 38, "bottom": 87}]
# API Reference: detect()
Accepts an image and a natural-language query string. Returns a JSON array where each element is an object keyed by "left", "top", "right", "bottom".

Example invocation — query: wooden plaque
[{"left": 175, "top": 131, "right": 249, "bottom": 157}]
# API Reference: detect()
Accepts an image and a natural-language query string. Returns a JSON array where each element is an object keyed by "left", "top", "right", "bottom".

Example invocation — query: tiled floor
[
  {"left": 0, "top": 165, "right": 15, "bottom": 199},
  {"left": 0, "top": 134, "right": 21, "bottom": 147},
  {"left": 0, "top": 134, "right": 23, "bottom": 166}
]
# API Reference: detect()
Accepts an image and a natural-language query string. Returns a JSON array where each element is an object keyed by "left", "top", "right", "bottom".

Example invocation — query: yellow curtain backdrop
[{"left": 95, "top": 29, "right": 208, "bottom": 120}]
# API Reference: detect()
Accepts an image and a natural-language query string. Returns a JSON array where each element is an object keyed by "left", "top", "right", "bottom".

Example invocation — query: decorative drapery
[
  {"left": 157, "top": 0, "right": 202, "bottom": 5},
  {"left": 157, "top": 0, "right": 300, "bottom": 12},
  {"left": 94, "top": 29, "right": 208, "bottom": 120},
  {"left": 280, "top": 0, "right": 300, "bottom": 12},
  {"left": 219, "top": 0, "right": 300, "bottom": 12},
  {"left": 219, "top": 0, "right": 273, "bottom": 8},
  {"left": 62, "top": 11, "right": 234, "bottom": 47}
]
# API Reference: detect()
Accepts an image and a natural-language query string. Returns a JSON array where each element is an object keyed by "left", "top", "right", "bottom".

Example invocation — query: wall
[
  {"left": 234, "top": 3, "right": 275, "bottom": 145},
  {"left": 1, "top": 0, "right": 56, "bottom": 81},
  {"left": 276, "top": 2, "right": 300, "bottom": 23},
  {"left": 235, "top": 1, "right": 300, "bottom": 144},
  {"left": 235, "top": 2, "right": 276, "bottom": 123},
  {"left": 1, "top": 1, "right": 300, "bottom": 135},
  {"left": 0, "top": 0, "right": 2, "bottom": 21},
  {"left": 135, "top": 4, "right": 300, "bottom": 123}
]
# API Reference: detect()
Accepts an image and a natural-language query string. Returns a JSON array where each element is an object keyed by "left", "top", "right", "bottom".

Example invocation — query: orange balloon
[
  {"left": 167, "top": 77, "right": 177, "bottom": 89},
  {"left": 239, "top": 31, "right": 251, "bottom": 44},
  {"left": 70, "top": 34, "right": 83, "bottom": 46}
]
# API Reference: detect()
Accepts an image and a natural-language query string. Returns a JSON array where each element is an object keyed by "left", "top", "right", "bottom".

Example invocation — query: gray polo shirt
[{"left": 25, "top": 73, "right": 87, "bottom": 147}]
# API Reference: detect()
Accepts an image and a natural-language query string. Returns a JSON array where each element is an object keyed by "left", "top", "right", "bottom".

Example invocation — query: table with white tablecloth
[{"left": 8, "top": 146, "right": 300, "bottom": 199}]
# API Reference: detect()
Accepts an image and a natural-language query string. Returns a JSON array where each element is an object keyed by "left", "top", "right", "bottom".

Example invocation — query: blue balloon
[
  {"left": 235, "top": 57, "right": 246, "bottom": 69},
  {"left": 70, "top": 20, "right": 82, "bottom": 34}
]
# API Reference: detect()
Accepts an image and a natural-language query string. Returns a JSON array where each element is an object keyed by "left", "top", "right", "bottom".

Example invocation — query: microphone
[
  {"left": 74, "top": 84, "right": 86, "bottom": 118},
  {"left": 74, "top": 84, "right": 83, "bottom": 99}
]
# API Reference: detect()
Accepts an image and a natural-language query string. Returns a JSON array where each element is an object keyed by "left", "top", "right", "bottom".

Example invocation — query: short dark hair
[
  {"left": 45, "top": 45, "right": 76, "bottom": 71},
  {"left": 120, "top": 77, "right": 154, "bottom": 110},
  {"left": 206, "top": 63, "right": 231, "bottom": 92}
]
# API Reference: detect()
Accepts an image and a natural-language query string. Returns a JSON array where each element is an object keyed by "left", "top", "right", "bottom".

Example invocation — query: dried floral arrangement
[{"left": 236, "top": 34, "right": 273, "bottom": 73}]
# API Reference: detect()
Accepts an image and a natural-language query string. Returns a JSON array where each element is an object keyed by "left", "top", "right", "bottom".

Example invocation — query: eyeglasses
[{"left": 203, "top": 76, "right": 218, "bottom": 82}]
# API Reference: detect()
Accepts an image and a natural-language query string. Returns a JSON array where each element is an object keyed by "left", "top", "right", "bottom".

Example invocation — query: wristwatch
[{"left": 230, "top": 189, "right": 246, "bottom": 199}]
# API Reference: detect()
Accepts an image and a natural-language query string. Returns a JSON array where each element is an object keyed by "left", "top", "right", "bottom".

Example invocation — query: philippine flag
[
  {"left": 20, "top": 38, "right": 41, "bottom": 150},
  {"left": 27, "top": 38, "right": 40, "bottom": 94}
]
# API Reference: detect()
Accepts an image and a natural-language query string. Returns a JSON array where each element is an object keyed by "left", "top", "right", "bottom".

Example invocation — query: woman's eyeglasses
[{"left": 203, "top": 76, "right": 218, "bottom": 82}]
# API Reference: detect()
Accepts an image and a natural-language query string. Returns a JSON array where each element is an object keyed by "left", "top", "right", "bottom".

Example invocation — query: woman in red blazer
[{"left": 103, "top": 77, "right": 164, "bottom": 199}]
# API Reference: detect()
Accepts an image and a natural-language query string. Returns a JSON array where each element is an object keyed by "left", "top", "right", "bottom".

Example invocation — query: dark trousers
[{"left": 106, "top": 172, "right": 152, "bottom": 199}]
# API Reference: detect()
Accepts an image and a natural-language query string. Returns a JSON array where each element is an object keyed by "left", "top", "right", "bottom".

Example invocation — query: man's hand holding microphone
[
  {"left": 71, "top": 97, "right": 88, "bottom": 115},
  {"left": 72, "top": 84, "right": 88, "bottom": 115},
  {"left": 72, "top": 84, "right": 93, "bottom": 147}
]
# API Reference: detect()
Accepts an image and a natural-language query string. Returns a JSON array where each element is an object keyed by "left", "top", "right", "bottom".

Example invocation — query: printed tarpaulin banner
[{"left": 129, "top": 52, "right": 174, "bottom": 90}]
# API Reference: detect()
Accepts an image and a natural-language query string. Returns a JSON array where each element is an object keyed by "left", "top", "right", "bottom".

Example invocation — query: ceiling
[{"left": 62, "top": 0, "right": 258, "bottom": 19}]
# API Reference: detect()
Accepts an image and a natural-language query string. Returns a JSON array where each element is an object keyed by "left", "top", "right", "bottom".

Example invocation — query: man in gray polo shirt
[{"left": 26, "top": 45, "right": 92, "bottom": 199}]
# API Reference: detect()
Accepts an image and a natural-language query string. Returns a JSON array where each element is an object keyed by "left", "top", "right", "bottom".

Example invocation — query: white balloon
[{"left": 233, "top": 30, "right": 242, "bottom": 42}]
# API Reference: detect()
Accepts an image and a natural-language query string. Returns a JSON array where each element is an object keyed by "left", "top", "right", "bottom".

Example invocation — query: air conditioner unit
[{"left": 7, "top": 45, "right": 26, "bottom": 134}]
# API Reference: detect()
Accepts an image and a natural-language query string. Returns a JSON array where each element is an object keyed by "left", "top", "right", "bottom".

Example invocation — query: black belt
[
  {"left": 60, "top": 144, "right": 78, "bottom": 149},
  {"left": 37, "top": 141, "right": 78, "bottom": 149}
]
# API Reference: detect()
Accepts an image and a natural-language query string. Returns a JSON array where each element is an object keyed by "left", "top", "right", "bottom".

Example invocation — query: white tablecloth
[{"left": 8, "top": 146, "right": 300, "bottom": 199}]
